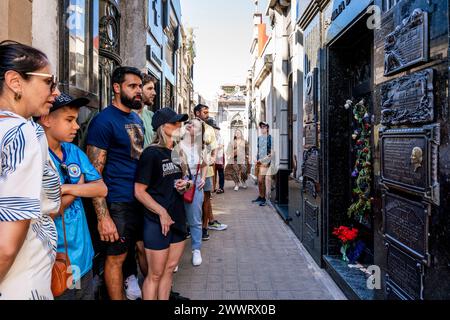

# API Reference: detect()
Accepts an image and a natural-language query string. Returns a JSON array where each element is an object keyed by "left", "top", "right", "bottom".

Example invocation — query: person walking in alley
[
  {"left": 212, "top": 121, "right": 225, "bottom": 194},
  {"left": 86, "top": 66, "right": 145, "bottom": 300},
  {"left": 225, "top": 129, "right": 250, "bottom": 191},
  {"left": 193, "top": 105, "right": 227, "bottom": 239},
  {"left": 178, "top": 118, "right": 207, "bottom": 266},
  {"left": 134, "top": 107, "right": 191, "bottom": 300},
  {"left": 252, "top": 121, "right": 273, "bottom": 207},
  {"left": 0, "top": 41, "right": 61, "bottom": 300},
  {"left": 39, "top": 93, "right": 108, "bottom": 300}
]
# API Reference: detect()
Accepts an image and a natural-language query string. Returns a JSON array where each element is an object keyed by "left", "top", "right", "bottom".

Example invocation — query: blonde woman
[
  {"left": 134, "top": 107, "right": 191, "bottom": 300},
  {"left": 178, "top": 119, "right": 207, "bottom": 266}
]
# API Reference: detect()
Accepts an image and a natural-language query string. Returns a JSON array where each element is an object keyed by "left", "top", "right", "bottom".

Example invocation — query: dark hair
[
  {"left": 194, "top": 103, "right": 209, "bottom": 115},
  {"left": 0, "top": 40, "right": 49, "bottom": 94},
  {"left": 142, "top": 73, "right": 157, "bottom": 86},
  {"left": 111, "top": 66, "right": 143, "bottom": 87}
]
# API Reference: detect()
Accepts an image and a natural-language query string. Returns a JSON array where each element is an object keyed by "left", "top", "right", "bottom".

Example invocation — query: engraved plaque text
[
  {"left": 386, "top": 243, "right": 423, "bottom": 300},
  {"left": 383, "top": 192, "right": 430, "bottom": 262},
  {"left": 304, "top": 200, "right": 318, "bottom": 234},
  {"left": 384, "top": 9, "right": 429, "bottom": 75},
  {"left": 381, "top": 69, "right": 434, "bottom": 125},
  {"left": 302, "top": 147, "right": 320, "bottom": 182}
]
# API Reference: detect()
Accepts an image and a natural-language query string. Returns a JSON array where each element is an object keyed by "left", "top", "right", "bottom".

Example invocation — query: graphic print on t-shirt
[
  {"left": 125, "top": 123, "right": 144, "bottom": 160},
  {"left": 162, "top": 159, "right": 181, "bottom": 177}
]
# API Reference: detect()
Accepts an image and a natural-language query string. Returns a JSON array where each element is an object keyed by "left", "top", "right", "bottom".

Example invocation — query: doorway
[{"left": 322, "top": 13, "right": 376, "bottom": 299}]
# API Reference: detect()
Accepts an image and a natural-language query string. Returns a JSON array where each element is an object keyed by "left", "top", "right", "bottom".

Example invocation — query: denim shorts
[
  {"left": 203, "top": 176, "right": 213, "bottom": 192},
  {"left": 143, "top": 215, "right": 186, "bottom": 250}
]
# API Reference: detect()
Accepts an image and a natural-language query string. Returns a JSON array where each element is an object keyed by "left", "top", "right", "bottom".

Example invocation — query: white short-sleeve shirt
[{"left": 0, "top": 111, "right": 60, "bottom": 300}]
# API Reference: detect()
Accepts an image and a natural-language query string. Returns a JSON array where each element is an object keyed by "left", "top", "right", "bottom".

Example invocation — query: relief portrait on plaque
[
  {"left": 410, "top": 147, "right": 423, "bottom": 173},
  {"left": 379, "top": 125, "right": 440, "bottom": 205}
]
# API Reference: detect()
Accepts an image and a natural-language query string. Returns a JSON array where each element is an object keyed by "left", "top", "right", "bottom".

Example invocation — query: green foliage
[{"left": 347, "top": 100, "right": 372, "bottom": 222}]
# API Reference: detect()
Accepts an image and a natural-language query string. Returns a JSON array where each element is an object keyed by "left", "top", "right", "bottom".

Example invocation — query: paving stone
[
  {"left": 239, "top": 291, "right": 259, "bottom": 300},
  {"left": 172, "top": 182, "right": 344, "bottom": 300},
  {"left": 257, "top": 291, "right": 277, "bottom": 299}
]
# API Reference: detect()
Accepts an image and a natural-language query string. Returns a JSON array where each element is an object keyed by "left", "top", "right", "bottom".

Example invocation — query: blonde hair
[
  {"left": 151, "top": 126, "right": 170, "bottom": 148},
  {"left": 152, "top": 125, "right": 188, "bottom": 176}
]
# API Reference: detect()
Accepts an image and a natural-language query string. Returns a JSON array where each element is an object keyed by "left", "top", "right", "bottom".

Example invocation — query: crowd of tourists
[{"left": 0, "top": 41, "right": 273, "bottom": 300}]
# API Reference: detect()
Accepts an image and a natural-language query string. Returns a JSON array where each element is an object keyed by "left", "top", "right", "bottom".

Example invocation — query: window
[{"left": 383, "top": 0, "right": 400, "bottom": 12}]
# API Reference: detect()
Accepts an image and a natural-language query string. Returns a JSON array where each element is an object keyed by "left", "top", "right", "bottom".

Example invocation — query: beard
[
  {"left": 120, "top": 92, "right": 143, "bottom": 110},
  {"left": 143, "top": 95, "right": 155, "bottom": 107}
]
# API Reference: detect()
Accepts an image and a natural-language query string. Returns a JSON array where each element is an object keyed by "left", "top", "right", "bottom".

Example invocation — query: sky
[{"left": 180, "top": 0, "right": 269, "bottom": 100}]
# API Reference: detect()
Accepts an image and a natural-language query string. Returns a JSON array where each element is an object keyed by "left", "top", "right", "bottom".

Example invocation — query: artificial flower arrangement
[
  {"left": 332, "top": 226, "right": 365, "bottom": 263},
  {"left": 345, "top": 99, "right": 373, "bottom": 224}
]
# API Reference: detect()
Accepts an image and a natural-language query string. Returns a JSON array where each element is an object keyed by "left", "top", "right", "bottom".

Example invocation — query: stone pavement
[{"left": 172, "top": 181, "right": 346, "bottom": 300}]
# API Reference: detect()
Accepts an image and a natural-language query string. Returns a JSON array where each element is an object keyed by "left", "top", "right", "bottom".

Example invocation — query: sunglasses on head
[{"left": 25, "top": 72, "right": 58, "bottom": 93}]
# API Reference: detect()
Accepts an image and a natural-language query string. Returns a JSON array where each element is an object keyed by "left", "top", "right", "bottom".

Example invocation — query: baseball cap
[
  {"left": 51, "top": 93, "right": 90, "bottom": 113},
  {"left": 259, "top": 121, "right": 269, "bottom": 128},
  {"left": 205, "top": 117, "right": 220, "bottom": 130},
  {"left": 152, "top": 107, "right": 189, "bottom": 130}
]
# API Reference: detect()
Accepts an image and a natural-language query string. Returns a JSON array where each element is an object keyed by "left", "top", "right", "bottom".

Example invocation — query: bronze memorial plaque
[
  {"left": 383, "top": 192, "right": 430, "bottom": 263},
  {"left": 386, "top": 243, "right": 424, "bottom": 300},
  {"left": 304, "top": 68, "right": 318, "bottom": 124},
  {"left": 304, "top": 180, "right": 318, "bottom": 199},
  {"left": 384, "top": 9, "right": 429, "bottom": 76},
  {"left": 304, "top": 200, "right": 318, "bottom": 234},
  {"left": 379, "top": 125, "right": 440, "bottom": 205},
  {"left": 302, "top": 147, "right": 319, "bottom": 183},
  {"left": 304, "top": 123, "right": 318, "bottom": 147},
  {"left": 381, "top": 69, "right": 434, "bottom": 125}
]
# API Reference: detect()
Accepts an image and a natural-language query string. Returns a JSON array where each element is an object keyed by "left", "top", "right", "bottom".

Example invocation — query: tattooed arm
[{"left": 87, "top": 145, "right": 119, "bottom": 242}]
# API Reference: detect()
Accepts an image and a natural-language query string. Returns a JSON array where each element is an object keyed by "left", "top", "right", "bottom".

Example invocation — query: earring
[{"left": 14, "top": 91, "right": 22, "bottom": 101}]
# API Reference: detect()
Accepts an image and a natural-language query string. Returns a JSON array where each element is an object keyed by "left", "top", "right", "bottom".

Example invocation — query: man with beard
[
  {"left": 135, "top": 73, "right": 157, "bottom": 148},
  {"left": 193, "top": 104, "right": 228, "bottom": 242},
  {"left": 86, "top": 67, "right": 145, "bottom": 300}
]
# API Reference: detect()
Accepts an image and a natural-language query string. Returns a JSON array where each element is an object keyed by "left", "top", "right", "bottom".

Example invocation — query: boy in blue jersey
[{"left": 38, "top": 93, "right": 108, "bottom": 300}]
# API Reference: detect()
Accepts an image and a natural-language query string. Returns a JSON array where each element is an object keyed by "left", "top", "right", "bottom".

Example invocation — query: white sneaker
[
  {"left": 234, "top": 185, "right": 239, "bottom": 191},
  {"left": 124, "top": 275, "right": 142, "bottom": 300},
  {"left": 173, "top": 265, "right": 179, "bottom": 273},
  {"left": 192, "top": 249, "right": 202, "bottom": 266},
  {"left": 242, "top": 182, "right": 248, "bottom": 189}
]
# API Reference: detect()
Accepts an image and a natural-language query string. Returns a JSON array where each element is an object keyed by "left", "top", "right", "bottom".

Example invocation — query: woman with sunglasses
[
  {"left": 0, "top": 41, "right": 61, "bottom": 300},
  {"left": 134, "top": 107, "right": 191, "bottom": 300}
]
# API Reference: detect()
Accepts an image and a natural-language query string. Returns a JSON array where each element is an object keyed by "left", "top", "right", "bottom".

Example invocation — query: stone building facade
[
  {"left": 248, "top": 0, "right": 450, "bottom": 299},
  {"left": 216, "top": 84, "right": 248, "bottom": 154}
]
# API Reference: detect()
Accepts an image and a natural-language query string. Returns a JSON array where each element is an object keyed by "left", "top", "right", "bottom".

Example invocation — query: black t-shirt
[{"left": 135, "top": 146, "right": 186, "bottom": 234}]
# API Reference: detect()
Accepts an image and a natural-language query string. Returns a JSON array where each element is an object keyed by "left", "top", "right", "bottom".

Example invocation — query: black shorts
[
  {"left": 105, "top": 201, "right": 143, "bottom": 256},
  {"left": 143, "top": 214, "right": 186, "bottom": 250}
]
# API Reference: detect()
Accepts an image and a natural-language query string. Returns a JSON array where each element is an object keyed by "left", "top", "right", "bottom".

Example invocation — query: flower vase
[{"left": 340, "top": 243, "right": 349, "bottom": 262}]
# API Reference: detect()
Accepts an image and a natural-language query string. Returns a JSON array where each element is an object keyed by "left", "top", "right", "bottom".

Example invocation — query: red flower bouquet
[{"left": 333, "top": 226, "right": 359, "bottom": 262}]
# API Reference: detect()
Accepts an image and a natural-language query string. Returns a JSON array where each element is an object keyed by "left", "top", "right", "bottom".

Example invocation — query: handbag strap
[
  {"left": 61, "top": 213, "right": 69, "bottom": 265},
  {"left": 193, "top": 163, "right": 201, "bottom": 184}
]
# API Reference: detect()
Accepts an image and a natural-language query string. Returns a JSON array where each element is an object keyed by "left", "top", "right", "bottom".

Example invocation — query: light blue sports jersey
[{"left": 49, "top": 142, "right": 100, "bottom": 281}]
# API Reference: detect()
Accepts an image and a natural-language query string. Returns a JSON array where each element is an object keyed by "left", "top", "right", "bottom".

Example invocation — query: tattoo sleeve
[{"left": 87, "top": 145, "right": 109, "bottom": 220}]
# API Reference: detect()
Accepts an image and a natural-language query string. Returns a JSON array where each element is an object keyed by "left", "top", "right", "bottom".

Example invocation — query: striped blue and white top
[{"left": 0, "top": 110, "right": 60, "bottom": 300}]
